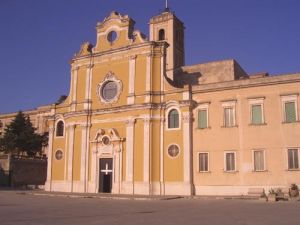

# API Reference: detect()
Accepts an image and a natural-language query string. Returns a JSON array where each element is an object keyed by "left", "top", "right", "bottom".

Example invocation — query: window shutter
[
  {"left": 226, "top": 153, "right": 235, "bottom": 171},
  {"left": 252, "top": 105, "right": 262, "bottom": 124},
  {"left": 224, "top": 108, "right": 234, "bottom": 127},
  {"left": 224, "top": 108, "right": 230, "bottom": 127},
  {"left": 199, "top": 153, "right": 208, "bottom": 172},
  {"left": 198, "top": 110, "right": 207, "bottom": 128},
  {"left": 168, "top": 109, "right": 179, "bottom": 128},
  {"left": 254, "top": 150, "right": 264, "bottom": 171},
  {"left": 285, "top": 102, "right": 296, "bottom": 122},
  {"left": 288, "top": 149, "right": 299, "bottom": 169}
]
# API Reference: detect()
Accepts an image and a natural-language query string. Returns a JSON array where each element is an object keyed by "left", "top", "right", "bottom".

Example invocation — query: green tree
[{"left": 0, "top": 111, "right": 48, "bottom": 157}]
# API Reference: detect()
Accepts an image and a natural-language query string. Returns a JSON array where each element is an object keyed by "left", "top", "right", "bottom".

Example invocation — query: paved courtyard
[{"left": 0, "top": 191, "right": 299, "bottom": 225}]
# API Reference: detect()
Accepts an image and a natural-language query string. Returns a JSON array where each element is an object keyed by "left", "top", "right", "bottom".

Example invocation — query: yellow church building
[{"left": 1, "top": 9, "right": 300, "bottom": 196}]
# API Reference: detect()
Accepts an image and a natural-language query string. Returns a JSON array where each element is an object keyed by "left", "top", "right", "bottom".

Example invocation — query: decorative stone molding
[
  {"left": 66, "top": 124, "right": 76, "bottom": 130},
  {"left": 80, "top": 123, "right": 92, "bottom": 128},
  {"left": 48, "top": 126, "right": 54, "bottom": 133},
  {"left": 75, "top": 42, "right": 93, "bottom": 57},
  {"left": 86, "top": 64, "right": 94, "bottom": 69},
  {"left": 130, "top": 55, "right": 137, "bottom": 60},
  {"left": 143, "top": 117, "right": 152, "bottom": 124},
  {"left": 97, "top": 71, "right": 122, "bottom": 104},
  {"left": 146, "top": 53, "right": 153, "bottom": 57},
  {"left": 72, "top": 66, "right": 80, "bottom": 71},
  {"left": 126, "top": 118, "right": 136, "bottom": 126},
  {"left": 182, "top": 113, "right": 192, "bottom": 123}
]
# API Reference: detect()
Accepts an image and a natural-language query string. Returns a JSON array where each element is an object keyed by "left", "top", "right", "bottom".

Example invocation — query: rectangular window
[
  {"left": 225, "top": 152, "right": 236, "bottom": 171},
  {"left": 285, "top": 102, "right": 296, "bottom": 123},
  {"left": 288, "top": 149, "right": 299, "bottom": 170},
  {"left": 253, "top": 150, "right": 265, "bottom": 171},
  {"left": 198, "top": 109, "right": 208, "bottom": 129},
  {"left": 281, "top": 95, "right": 298, "bottom": 123},
  {"left": 224, "top": 107, "right": 235, "bottom": 127},
  {"left": 199, "top": 152, "right": 209, "bottom": 172},
  {"left": 251, "top": 104, "right": 263, "bottom": 124}
]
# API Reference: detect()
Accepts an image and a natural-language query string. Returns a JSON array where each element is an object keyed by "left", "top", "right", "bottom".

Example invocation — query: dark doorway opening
[{"left": 99, "top": 158, "right": 113, "bottom": 193}]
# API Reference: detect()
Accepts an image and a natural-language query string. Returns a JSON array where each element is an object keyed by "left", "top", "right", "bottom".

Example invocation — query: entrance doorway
[{"left": 99, "top": 158, "right": 113, "bottom": 193}]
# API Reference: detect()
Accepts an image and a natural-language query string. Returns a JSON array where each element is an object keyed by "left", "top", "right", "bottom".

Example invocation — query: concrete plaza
[{"left": 0, "top": 191, "right": 299, "bottom": 225}]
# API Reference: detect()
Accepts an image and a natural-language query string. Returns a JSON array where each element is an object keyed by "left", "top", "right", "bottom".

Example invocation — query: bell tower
[{"left": 149, "top": 5, "right": 185, "bottom": 80}]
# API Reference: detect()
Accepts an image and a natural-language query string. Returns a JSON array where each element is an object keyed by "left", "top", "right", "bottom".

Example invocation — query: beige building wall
[{"left": 192, "top": 76, "right": 300, "bottom": 195}]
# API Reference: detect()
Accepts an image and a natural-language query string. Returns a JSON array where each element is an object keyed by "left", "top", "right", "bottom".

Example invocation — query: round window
[
  {"left": 55, "top": 150, "right": 63, "bottom": 160},
  {"left": 101, "top": 81, "right": 118, "bottom": 101},
  {"left": 168, "top": 145, "right": 180, "bottom": 158},
  {"left": 102, "top": 136, "right": 110, "bottom": 145},
  {"left": 107, "top": 31, "right": 117, "bottom": 43}
]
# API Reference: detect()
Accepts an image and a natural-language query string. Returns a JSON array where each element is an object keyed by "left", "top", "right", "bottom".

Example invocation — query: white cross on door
[{"left": 101, "top": 163, "right": 113, "bottom": 175}]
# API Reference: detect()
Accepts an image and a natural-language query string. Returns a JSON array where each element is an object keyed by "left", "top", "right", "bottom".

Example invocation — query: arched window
[
  {"left": 159, "top": 29, "right": 165, "bottom": 41},
  {"left": 0, "top": 120, "right": 3, "bottom": 128},
  {"left": 56, "top": 121, "right": 64, "bottom": 137},
  {"left": 168, "top": 109, "right": 179, "bottom": 129}
]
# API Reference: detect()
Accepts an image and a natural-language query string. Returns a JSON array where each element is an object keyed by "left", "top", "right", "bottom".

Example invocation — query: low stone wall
[
  {"left": 0, "top": 154, "right": 10, "bottom": 186},
  {"left": 0, "top": 154, "right": 47, "bottom": 187}
]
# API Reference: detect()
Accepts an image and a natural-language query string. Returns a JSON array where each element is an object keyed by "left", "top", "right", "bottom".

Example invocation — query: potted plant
[
  {"left": 268, "top": 188, "right": 277, "bottom": 202},
  {"left": 289, "top": 184, "right": 299, "bottom": 198},
  {"left": 260, "top": 190, "right": 267, "bottom": 201}
]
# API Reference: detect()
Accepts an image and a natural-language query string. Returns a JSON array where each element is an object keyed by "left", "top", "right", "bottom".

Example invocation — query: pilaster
[
  {"left": 84, "top": 64, "right": 94, "bottom": 110},
  {"left": 143, "top": 117, "right": 151, "bottom": 194},
  {"left": 45, "top": 125, "right": 54, "bottom": 191},
  {"left": 145, "top": 54, "right": 152, "bottom": 103},
  {"left": 182, "top": 112, "right": 192, "bottom": 186},
  {"left": 127, "top": 55, "right": 136, "bottom": 105},
  {"left": 160, "top": 117, "right": 165, "bottom": 195},
  {"left": 67, "top": 124, "right": 76, "bottom": 192},
  {"left": 71, "top": 66, "right": 79, "bottom": 112},
  {"left": 80, "top": 123, "right": 91, "bottom": 192},
  {"left": 125, "top": 118, "right": 136, "bottom": 193}
]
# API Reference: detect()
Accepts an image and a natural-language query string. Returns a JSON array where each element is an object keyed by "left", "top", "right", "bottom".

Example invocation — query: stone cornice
[
  {"left": 192, "top": 73, "right": 300, "bottom": 94},
  {"left": 60, "top": 101, "right": 194, "bottom": 119},
  {"left": 72, "top": 41, "right": 166, "bottom": 63}
]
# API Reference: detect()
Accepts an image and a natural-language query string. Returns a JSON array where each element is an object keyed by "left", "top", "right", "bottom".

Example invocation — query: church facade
[{"left": 1, "top": 10, "right": 300, "bottom": 196}]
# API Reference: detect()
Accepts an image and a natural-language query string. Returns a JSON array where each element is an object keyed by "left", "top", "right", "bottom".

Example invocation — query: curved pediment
[
  {"left": 94, "top": 11, "right": 146, "bottom": 52},
  {"left": 98, "top": 11, "right": 133, "bottom": 29}
]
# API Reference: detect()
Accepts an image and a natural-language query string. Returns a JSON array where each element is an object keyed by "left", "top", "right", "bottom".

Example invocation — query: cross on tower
[{"left": 164, "top": 0, "right": 170, "bottom": 12}]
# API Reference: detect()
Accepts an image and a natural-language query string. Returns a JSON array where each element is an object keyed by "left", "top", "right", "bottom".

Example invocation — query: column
[
  {"left": 67, "top": 124, "right": 76, "bottom": 191},
  {"left": 84, "top": 64, "right": 93, "bottom": 110},
  {"left": 71, "top": 66, "right": 79, "bottom": 112},
  {"left": 127, "top": 56, "right": 136, "bottom": 105},
  {"left": 182, "top": 112, "right": 192, "bottom": 184},
  {"left": 125, "top": 118, "right": 135, "bottom": 193},
  {"left": 45, "top": 125, "right": 54, "bottom": 191}
]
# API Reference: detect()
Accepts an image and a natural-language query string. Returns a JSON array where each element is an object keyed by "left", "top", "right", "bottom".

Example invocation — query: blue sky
[{"left": 0, "top": 0, "right": 299, "bottom": 114}]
